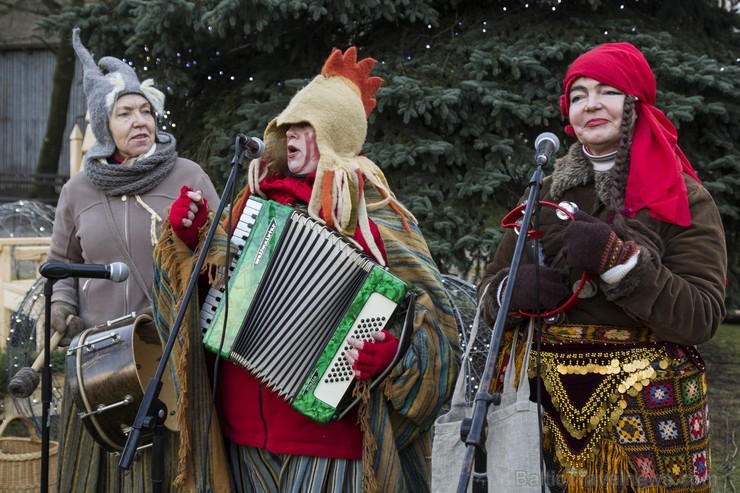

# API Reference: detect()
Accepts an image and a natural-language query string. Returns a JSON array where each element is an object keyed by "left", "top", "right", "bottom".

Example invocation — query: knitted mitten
[
  {"left": 169, "top": 186, "right": 208, "bottom": 250},
  {"left": 351, "top": 330, "right": 399, "bottom": 380},
  {"left": 506, "top": 264, "right": 571, "bottom": 313},
  {"left": 562, "top": 211, "right": 639, "bottom": 274},
  {"left": 51, "top": 300, "right": 84, "bottom": 346}
]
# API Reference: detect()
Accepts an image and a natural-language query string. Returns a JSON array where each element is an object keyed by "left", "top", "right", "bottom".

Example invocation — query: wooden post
[
  {"left": 80, "top": 111, "right": 95, "bottom": 171},
  {"left": 70, "top": 111, "right": 95, "bottom": 176},
  {"left": 69, "top": 124, "right": 83, "bottom": 177}
]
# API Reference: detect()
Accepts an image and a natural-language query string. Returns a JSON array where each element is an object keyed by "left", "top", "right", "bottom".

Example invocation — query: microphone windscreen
[
  {"left": 109, "top": 262, "right": 130, "bottom": 282},
  {"left": 534, "top": 132, "right": 560, "bottom": 153}
]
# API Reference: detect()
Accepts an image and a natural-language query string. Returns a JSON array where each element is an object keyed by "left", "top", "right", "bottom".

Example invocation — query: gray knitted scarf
[{"left": 84, "top": 131, "right": 178, "bottom": 196}]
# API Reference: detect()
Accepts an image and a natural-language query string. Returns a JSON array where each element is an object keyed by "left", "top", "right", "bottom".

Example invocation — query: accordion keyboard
[{"left": 199, "top": 198, "right": 263, "bottom": 333}]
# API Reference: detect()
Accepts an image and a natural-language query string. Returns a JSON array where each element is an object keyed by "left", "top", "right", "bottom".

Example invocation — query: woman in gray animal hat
[{"left": 47, "top": 28, "right": 221, "bottom": 492}]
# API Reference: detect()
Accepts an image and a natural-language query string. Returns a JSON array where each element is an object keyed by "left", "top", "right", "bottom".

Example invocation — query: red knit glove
[
  {"left": 169, "top": 186, "right": 208, "bottom": 250},
  {"left": 508, "top": 264, "right": 571, "bottom": 313},
  {"left": 562, "top": 211, "right": 639, "bottom": 274},
  {"left": 347, "top": 330, "right": 399, "bottom": 380}
]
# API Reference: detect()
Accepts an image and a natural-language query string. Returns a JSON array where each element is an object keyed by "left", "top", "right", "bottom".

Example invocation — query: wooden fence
[{"left": 0, "top": 237, "right": 50, "bottom": 350}]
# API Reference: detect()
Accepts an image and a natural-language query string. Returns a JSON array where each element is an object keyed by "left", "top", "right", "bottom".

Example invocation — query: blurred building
[{"left": 0, "top": 2, "right": 86, "bottom": 203}]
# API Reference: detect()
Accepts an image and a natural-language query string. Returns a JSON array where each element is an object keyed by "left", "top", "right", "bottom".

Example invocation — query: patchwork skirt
[{"left": 494, "top": 324, "right": 711, "bottom": 493}]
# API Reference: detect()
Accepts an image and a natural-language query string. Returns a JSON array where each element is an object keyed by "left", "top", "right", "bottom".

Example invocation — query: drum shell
[{"left": 66, "top": 313, "right": 178, "bottom": 453}]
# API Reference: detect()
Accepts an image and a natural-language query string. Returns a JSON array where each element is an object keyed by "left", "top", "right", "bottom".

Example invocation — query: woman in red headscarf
[{"left": 479, "top": 43, "right": 726, "bottom": 492}]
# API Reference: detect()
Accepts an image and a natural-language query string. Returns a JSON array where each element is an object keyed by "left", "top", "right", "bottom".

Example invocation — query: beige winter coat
[{"left": 46, "top": 157, "right": 219, "bottom": 328}]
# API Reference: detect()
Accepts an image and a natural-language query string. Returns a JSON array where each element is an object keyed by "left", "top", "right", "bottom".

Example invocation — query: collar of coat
[{"left": 549, "top": 142, "right": 623, "bottom": 208}]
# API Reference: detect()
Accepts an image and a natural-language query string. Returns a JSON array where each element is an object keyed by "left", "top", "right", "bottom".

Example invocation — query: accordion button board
[{"left": 312, "top": 292, "right": 397, "bottom": 408}]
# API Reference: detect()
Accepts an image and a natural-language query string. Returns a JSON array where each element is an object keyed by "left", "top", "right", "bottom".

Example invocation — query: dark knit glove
[
  {"left": 50, "top": 301, "right": 84, "bottom": 346},
  {"left": 348, "top": 330, "right": 399, "bottom": 380},
  {"left": 562, "top": 211, "right": 639, "bottom": 274},
  {"left": 169, "top": 186, "right": 208, "bottom": 250},
  {"left": 507, "top": 264, "right": 571, "bottom": 313}
]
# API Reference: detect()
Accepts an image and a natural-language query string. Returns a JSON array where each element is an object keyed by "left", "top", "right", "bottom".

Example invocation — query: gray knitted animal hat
[{"left": 71, "top": 27, "right": 165, "bottom": 158}]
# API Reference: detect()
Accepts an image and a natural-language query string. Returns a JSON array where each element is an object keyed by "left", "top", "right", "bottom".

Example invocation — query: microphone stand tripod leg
[
  {"left": 152, "top": 420, "right": 164, "bottom": 493},
  {"left": 472, "top": 446, "right": 488, "bottom": 493},
  {"left": 41, "top": 279, "right": 54, "bottom": 493}
]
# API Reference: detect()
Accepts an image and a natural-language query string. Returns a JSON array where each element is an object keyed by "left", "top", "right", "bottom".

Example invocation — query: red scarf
[
  {"left": 258, "top": 173, "right": 387, "bottom": 262},
  {"left": 258, "top": 173, "right": 316, "bottom": 206},
  {"left": 559, "top": 42, "right": 700, "bottom": 227}
]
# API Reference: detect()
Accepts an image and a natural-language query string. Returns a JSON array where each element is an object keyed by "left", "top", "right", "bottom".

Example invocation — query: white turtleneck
[{"left": 582, "top": 145, "right": 617, "bottom": 172}]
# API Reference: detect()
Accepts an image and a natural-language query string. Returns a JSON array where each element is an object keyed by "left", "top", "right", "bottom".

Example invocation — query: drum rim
[{"left": 69, "top": 325, "right": 131, "bottom": 452}]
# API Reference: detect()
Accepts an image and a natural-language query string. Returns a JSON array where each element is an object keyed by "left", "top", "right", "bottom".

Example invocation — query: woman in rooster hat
[{"left": 158, "top": 47, "right": 460, "bottom": 492}]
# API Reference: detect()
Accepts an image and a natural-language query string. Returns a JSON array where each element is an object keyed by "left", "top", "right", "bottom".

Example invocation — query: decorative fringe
[
  {"left": 154, "top": 214, "right": 232, "bottom": 490},
  {"left": 310, "top": 156, "right": 416, "bottom": 246},
  {"left": 355, "top": 168, "right": 365, "bottom": 195},
  {"left": 512, "top": 328, "right": 528, "bottom": 390},
  {"left": 173, "top": 310, "right": 192, "bottom": 489},
  {"left": 381, "top": 376, "right": 393, "bottom": 401},
  {"left": 312, "top": 162, "right": 361, "bottom": 235},
  {"left": 155, "top": 222, "right": 195, "bottom": 488},
  {"left": 543, "top": 428, "right": 554, "bottom": 451},
  {"left": 557, "top": 438, "right": 667, "bottom": 493},
  {"left": 155, "top": 223, "right": 197, "bottom": 297},
  {"left": 247, "top": 147, "right": 416, "bottom": 267},
  {"left": 177, "top": 218, "right": 225, "bottom": 484},
  {"left": 154, "top": 225, "right": 195, "bottom": 488},
  {"left": 335, "top": 165, "right": 359, "bottom": 231},
  {"left": 321, "top": 169, "right": 335, "bottom": 229},
  {"left": 376, "top": 186, "right": 411, "bottom": 233},
  {"left": 357, "top": 156, "right": 416, "bottom": 225},
  {"left": 354, "top": 380, "right": 378, "bottom": 493},
  {"left": 488, "top": 329, "right": 516, "bottom": 394},
  {"left": 355, "top": 174, "right": 386, "bottom": 265}
]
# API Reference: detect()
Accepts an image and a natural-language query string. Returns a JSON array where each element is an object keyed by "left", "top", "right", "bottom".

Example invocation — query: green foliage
[
  {"left": 50, "top": 348, "right": 66, "bottom": 374},
  {"left": 37, "top": 0, "right": 740, "bottom": 304},
  {"left": 701, "top": 323, "right": 740, "bottom": 487}
]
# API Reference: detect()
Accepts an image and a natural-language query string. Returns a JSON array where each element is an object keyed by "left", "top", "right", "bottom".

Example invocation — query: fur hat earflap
[{"left": 72, "top": 27, "right": 165, "bottom": 158}]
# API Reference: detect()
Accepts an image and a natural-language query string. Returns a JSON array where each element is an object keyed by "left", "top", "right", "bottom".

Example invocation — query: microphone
[
  {"left": 39, "top": 261, "right": 130, "bottom": 282},
  {"left": 237, "top": 134, "right": 265, "bottom": 159},
  {"left": 534, "top": 132, "right": 560, "bottom": 166}
]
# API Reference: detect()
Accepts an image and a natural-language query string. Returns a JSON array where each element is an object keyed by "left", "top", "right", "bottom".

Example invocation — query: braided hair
[{"left": 605, "top": 95, "right": 664, "bottom": 262}]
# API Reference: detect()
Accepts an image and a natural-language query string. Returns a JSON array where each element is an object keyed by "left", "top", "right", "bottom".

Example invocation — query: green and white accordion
[{"left": 200, "top": 196, "right": 409, "bottom": 424}]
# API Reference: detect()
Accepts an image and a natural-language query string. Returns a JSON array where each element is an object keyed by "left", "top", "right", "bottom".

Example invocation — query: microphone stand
[
  {"left": 455, "top": 156, "right": 548, "bottom": 493},
  {"left": 39, "top": 278, "right": 55, "bottom": 493},
  {"left": 119, "top": 136, "right": 255, "bottom": 490}
]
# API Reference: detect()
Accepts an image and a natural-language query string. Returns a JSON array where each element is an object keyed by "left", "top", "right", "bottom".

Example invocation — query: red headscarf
[{"left": 559, "top": 42, "right": 700, "bottom": 227}]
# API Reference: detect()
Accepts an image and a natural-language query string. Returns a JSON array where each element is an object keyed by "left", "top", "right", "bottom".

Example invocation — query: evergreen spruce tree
[{"left": 41, "top": 0, "right": 739, "bottom": 304}]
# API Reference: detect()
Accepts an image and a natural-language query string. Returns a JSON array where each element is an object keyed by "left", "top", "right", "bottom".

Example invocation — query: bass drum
[{"left": 66, "top": 312, "right": 178, "bottom": 453}]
